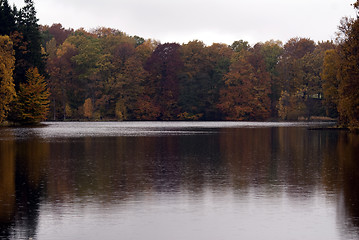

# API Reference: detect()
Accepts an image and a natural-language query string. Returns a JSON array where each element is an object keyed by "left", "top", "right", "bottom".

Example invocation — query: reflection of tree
[
  {"left": 219, "top": 127, "right": 345, "bottom": 201},
  {"left": 14, "top": 137, "right": 49, "bottom": 239},
  {"left": 3, "top": 125, "right": 359, "bottom": 239},
  {"left": 321, "top": 131, "right": 342, "bottom": 195},
  {"left": 45, "top": 135, "right": 224, "bottom": 203},
  {"left": 276, "top": 127, "right": 324, "bottom": 197},
  {"left": 0, "top": 131, "right": 49, "bottom": 240},
  {"left": 0, "top": 131, "right": 15, "bottom": 237},
  {"left": 42, "top": 127, "right": 356, "bottom": 208},
  {"left": 337, "top": 133, "right": 359, "bottom": 232},
  {"left": 220, "top": 128, "right": 272, "bottom": 189}
]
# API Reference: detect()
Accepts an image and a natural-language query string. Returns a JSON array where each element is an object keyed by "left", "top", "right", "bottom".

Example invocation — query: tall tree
[
  {"left": 64, "top": 31, "right": 101, "bottom": 118},
  {"left": 321, "top": 49, "right": 340, "bottom": 118},
  {"left": 46, "top": 41, "right": 78, "bottom": 120},
  {"left": 257, "top": 40, "right": 283, "bottom": 116},
  {"left": 14, "top": 67, "right": 50, "bottom": 124},
  {"left": 0, "top": 0, "right": 16, "bottom": 35},
  {"left": 276, "top": 38, "right": 317, "bottom": 119},
  {"left": 145, "top": 43, "right": 183, "bottom": 120},
  {"left": 132, "top": 40, "right": 159, "bottom": 120},
  {"left": 337, "top": 3, "right": 359, "bottom": 129},
  {"left": 179, "top": 40, "right": 211, "bottom": 120},
  {"left": 0, "top": 35, "right": 16, "bottom": 123},
  {"left": 13, "top": 0, "right": 45, "bottom": 86},
  {"left": 205, "top": 43, "right": 232, "bottom": 119},
  {"left": 218, "top": 49, "right": 271, "bottom": 120}
]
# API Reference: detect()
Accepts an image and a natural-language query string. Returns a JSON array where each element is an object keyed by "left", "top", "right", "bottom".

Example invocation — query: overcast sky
[{"left": 8, "top": 0, "right": 358, "bottom": 45}]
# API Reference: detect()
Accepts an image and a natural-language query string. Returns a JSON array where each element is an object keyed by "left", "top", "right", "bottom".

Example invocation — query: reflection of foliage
[
  {"left": 0, "top": 137, "right": 15, "bottom": 223},
  {"left": 338, "top": 133, "right": 359, "bottom": 228},
  {"left": 0, "top": 131, "right": 49, "bottom": 239},
  {"left": 1, "top": 123, "right": 359, "bottom": 237}
]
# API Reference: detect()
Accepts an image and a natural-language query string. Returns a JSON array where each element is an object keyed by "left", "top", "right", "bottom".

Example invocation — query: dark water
[{"left": 0, "top": 122, "right": 359, "bottom": 240}]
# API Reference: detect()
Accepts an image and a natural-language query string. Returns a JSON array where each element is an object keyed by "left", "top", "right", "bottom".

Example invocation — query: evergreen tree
[
  {"left": 0, "top": 0, "right": 16, "bottom": 35},
  {"left": 13, "top": 0, "right": 45, "bottom": 87}
]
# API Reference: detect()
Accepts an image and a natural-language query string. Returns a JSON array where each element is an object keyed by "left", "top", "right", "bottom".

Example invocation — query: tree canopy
[{"left": 1, "top": 0, "right": 359, "bottom": 129}]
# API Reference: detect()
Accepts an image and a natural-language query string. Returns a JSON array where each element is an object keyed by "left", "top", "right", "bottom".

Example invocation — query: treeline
[
  {"left": 1, "top": 0, "right": 359, "bottom": 129},
  {"left": 42, "top": 29, "right": 336, "bottom": 121}
]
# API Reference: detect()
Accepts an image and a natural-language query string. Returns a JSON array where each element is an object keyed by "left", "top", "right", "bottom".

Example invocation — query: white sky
[{"left": 8, "top": 0, "right": 357, "bottom": 45}]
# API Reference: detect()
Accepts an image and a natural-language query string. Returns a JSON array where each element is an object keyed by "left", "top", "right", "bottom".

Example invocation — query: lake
[{"left": 0, "top": 121, "right": 359, "bottom": 240}]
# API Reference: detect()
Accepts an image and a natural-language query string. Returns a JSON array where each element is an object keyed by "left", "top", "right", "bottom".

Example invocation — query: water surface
[{"left": 0, "top": 121, "right": 358, "bottom": 240}]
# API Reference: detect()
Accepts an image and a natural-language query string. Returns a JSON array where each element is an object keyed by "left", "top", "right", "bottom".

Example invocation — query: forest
[{"left": 0, "top": 0, "right": 359, "bottom": 129}]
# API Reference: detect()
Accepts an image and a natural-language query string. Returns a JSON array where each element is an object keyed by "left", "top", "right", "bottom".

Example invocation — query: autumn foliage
[
  {"left": 1, "top": 0, "right": 359, "bottom": 128},
  {"left": 14, "top": 67, "right": 50, "bottom": 124},
  {"left": 336, "top": 9, "right": 359, "bottom": 129},
  {"left": 0, "top": 0, "right": 49, "bottom": 125},
  {"left": 0, "top": 35, "right": 16, "bottom": 123},
  {"left": 218, "top": 50, "right": 271, "bottom": 120}
]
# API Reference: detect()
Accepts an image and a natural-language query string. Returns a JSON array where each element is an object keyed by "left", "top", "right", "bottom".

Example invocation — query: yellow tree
[
  {"left": 0, "top": 35, "right": 16, "bottom": 123},
  {"left": 83, "top": 98, "right": 93, "bottom": 119},
  {"left": 321, "top": 49, "right": 340, "bottom": 117},
  {"left": 15, "top": 67, "right": 50, "bottom": 124}
]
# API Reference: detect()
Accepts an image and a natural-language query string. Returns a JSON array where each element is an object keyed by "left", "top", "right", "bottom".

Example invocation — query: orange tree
[{"left": 0, "top": 35, "right": 16, "bottom": 123}]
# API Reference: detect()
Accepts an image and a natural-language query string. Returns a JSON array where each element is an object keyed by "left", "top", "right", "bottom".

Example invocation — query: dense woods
[{"left": 1, "top": 0, "right": 359, "bottom": 129}]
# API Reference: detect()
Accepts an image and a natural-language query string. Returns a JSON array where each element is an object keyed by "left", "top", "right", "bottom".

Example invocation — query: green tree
[
  {"left": 231, "top": 40, "right": 250, "bottom": 52},
  {"left": 63, "top": 31, "right": 101, "bottom": 118},
  {"left": 257, "top": 40, "right": 283, "bottom": 116},
  {"left": 0, "top": 35, "right": 16, "bottom": 123},
  {"left": 205, "top": 43, "right": 232, "bottom": 119},
  {"left": 178, "top": 40, "right": 210, "bottom": 120},
  {"left": 95, "top": 37, "right": 136, "bottom": 119},
  {"left": 14, "top": 67, "right": 50, "bottom": 124}
]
